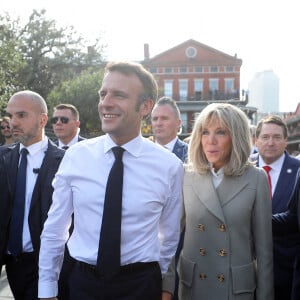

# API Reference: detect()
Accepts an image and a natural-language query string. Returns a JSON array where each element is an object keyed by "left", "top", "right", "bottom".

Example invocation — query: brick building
[
  {"left": 141, "top": 39, "right": 257, "bottom": 135},
  {"left": 284, "top": 104, "right": 300, "bottom": 154}
]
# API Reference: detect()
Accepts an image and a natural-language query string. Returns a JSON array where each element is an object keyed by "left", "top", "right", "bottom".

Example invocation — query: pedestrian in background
[{"left": 0, "top": 90, "right": 64, "bottom": 300}]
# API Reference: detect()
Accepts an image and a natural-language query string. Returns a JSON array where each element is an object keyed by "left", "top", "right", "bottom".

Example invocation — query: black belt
[
  {"left": 71, "top": 257, "right": 158, "bottom": 277},
  {"left": 5, "top": 252, "right": 36, "bottom": 263}
]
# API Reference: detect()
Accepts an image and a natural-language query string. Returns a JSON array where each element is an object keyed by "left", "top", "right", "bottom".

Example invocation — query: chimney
[{"left": 144, "top": 43, "right": 150, "bottom": 60}]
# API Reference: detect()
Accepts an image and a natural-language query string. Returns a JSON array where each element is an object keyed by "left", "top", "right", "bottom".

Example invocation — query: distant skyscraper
[{"left": 248, "top": 70, "right": 279, "bottom": 113}]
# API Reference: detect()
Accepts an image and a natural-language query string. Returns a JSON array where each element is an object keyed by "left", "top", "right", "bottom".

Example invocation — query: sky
[{"left": 1, "top": 0, "right": 300, "bottom": 112}]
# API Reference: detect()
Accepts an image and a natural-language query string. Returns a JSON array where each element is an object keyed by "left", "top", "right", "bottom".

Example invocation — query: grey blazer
[{"left": 178, "top": 166, "right": 274, "bottom": 300}]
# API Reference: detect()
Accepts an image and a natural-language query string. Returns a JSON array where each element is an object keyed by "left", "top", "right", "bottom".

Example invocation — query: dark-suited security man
[
  {"left": 151, "top": 96, "right": 188, "bottom": 299},
  {"left": 0, "top": 91, "right": 64, "bottom": 300},
  {"left": 251, "top": 115, "right": 300, "bottom": 300},
  {"left": 273, "top": 168, "right": 300, "bottom": 300}
]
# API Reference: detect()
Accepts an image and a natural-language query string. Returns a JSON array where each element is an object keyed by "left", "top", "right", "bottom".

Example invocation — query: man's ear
[{"left": 141, "top": 99, "right": 154, "bottom": 118}]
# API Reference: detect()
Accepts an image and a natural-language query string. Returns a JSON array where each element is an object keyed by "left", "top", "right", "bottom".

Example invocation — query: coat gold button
[
  {"left": 199, "top": 273, "right": 207, "bottom": 279},
  {"left": 217, "top": 274, "right": 225, "bottom": 282},
  {"left": 219, "top": 249, "right": 227, "bottom": 257},
  {"left": 197, "top": 224, "right": 205, "bottom": 231},
  {"left": 199, "top": 248, "right": 206, "bottom": 256},
  {"left": 219, "top": 224, "right": 226, "bottom": 231}
]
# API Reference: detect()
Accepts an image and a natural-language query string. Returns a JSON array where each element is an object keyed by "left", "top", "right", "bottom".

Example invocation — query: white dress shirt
[
  {"left": 38, "top": 134, "right": 183, "bottom": 298},
  {"left": 19, "top": 137, "right": 48, "bottom": 253},
  {"left": 58, "top": 133, "right": 80, "bottom": 148},
  {"left": 162, "top": 137, "right": 178, "bottom": 152}
]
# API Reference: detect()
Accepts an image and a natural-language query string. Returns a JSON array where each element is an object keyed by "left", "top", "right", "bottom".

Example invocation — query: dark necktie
[
  {"left": 96, "top": 146, "right": 125, "bottom": 279},
  {"left": 62, "top": 146, "right": 69, "bottom": 150},
  {"left": 263, "top": 165, "right": 272, "bottom": 199},
  {"left": 8, "top": 148, "right": 29, "bottom": 256}
]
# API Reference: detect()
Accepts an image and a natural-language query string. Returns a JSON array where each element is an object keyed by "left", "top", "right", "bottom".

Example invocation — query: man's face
[
  {"left": 6, "top": 95, "right": 47, "bottom": 146},
  {"left": 256, "top": 123, "right": 287, "bottom": 164},
  {"left": 151, "top": 104, "right": 181, "bottom": 145},
  {"left": 0, "top": 121, "right": 12, "bottom": 139},
  {"left": 98, "top": 71, "right": 153, "bottom": 145},
  {"left": 52, "top": 109, "right": 79, "bottom": 143}
]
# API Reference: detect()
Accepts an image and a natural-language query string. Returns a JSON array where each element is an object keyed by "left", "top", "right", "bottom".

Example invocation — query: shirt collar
[
  {"left": 104, "top": 134, "right": 143, "bottom": 157},
  {"left": 162, "top": 137, "right": 178, "bottom": 152},
  {"left": 258, "top": 152, "right": 285, "bottom": 172},
  {"left": 58, "top": 134, "right": 79, "bottom": 148},
  {"left": 20, "top": 136, "right": 48, "bottom": 156}
]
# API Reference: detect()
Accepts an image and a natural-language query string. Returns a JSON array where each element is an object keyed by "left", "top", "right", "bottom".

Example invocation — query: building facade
[
  {"left": 284, "top": 104, "right": 300, "bottom": 154},
  {"left": 141, "top": 39, "right": 257, "bottom": 135},
  {"left": 248, "top": 70, "right": 279, "bottom": 115}
]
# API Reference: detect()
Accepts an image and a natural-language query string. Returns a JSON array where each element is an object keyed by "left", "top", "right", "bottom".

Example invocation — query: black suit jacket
[
  {"left": 0, "top": 140, "right": 64, "bottom": 270},
  {"left": 251, "top": 152, "right": 300, "bottom": 292}
]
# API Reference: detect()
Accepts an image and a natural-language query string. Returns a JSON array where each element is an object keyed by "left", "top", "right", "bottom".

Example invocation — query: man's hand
[{"left": 162, "top": 291, "right": 173, "bottom": 300}]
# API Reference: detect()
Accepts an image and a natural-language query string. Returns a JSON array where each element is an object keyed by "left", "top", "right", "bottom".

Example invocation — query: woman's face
[{"left": 201, "top": 119, "right": 232, "bottom": 171}]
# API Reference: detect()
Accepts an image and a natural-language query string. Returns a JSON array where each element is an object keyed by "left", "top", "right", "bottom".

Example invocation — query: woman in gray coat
[{"left": 178, "top": 103, "right": 274, "bottom": 300}]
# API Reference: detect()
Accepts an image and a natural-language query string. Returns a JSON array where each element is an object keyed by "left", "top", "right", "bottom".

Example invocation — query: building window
[
  {"left": 180, "top": 112, "right": 188, "bottom": 133},
  {"left": 164, "top": 80, "right": 173, "bottom": 97},
  {"left": 195, "top": 66, "right": 203, "bottom": 73},
  {"left": 209, "top": 79, "right": 219, "bottom": 100},
  {"left": 194, "top": 79, "right": 203, "bottom": 100},
  {"left": 224, "top": 78, "right": 236, "bottom": 99},
  {"left": 165, "top": 67, "right": 173, "bottom": 73},
  {"left": 179, "top": 79, "right": 188, "bottom": 101},
  {"left": 209, "top": 79, "right": 219, "bottom": 91},
  {"left": 225, "top": 66, "right": 234, "bottom": 73},
  {"left": 149, "top": 67, "right": 157, "bottom": 74},
  {"left": 225, "top": 78, "right": 235, "bottom": 92},
  {"left": 210, "top": 66, "right": 219, "bottom": 73},
  {"left": 179, "top": 67, "right": 187, "bottom": 73}
]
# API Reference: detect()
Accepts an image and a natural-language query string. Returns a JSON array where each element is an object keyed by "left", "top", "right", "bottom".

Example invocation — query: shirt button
[
  {"left": 219, "top": 249, "right": 227, "bottom": 257},
  {"left": 198, "top": 224, "right": 205, "bottom": 231},
  {"left": 219, "top": 224, "right": 226, "bottom": 232},
  {"left": 199, "top": 248, "right": 206, "bottom": 256},
  {"left": 199, "top": 273, "right": 207, "bottom": 279},
  {"left": 217, "top": 274, "right": 225, "bottom": 282}
]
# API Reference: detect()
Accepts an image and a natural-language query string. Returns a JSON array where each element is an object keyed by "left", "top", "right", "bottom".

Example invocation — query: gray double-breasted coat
[{"left": 178, "top": 166, "right": 274, "bottom": 300}]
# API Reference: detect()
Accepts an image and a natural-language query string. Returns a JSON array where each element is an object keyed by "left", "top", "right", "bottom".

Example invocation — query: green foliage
[
  {"left": 47, "top": 69, "right": 105, "bottom": 137},
  {"left": 0, "top": 9, "right": 105, "bottom": 117},
  {"left": 0, "top": 14, "right": 26, "bottom": 114}
]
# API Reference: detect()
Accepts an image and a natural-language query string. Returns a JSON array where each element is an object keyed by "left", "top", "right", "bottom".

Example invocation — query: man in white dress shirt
[{"left": 38, "top": 61, "right": 183, "bottom": 300}]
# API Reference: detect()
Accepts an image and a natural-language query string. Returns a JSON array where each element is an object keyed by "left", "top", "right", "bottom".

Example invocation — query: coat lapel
[
  {"left": 30, "top": 140, "right": 63, "bottom": 210},
  {"left": 217, "top": 174, "right": 249, "bottom": 206},
  {"left": 3, "top": 144, "right": 20, "bottom": 196},
  {"left": 190, "top": 172, "right": 226, "bottom": 223}
]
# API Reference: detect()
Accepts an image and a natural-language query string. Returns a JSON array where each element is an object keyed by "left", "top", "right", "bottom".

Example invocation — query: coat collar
[{"left": 189, "top": 171, "right": 250, "bottom": 222}]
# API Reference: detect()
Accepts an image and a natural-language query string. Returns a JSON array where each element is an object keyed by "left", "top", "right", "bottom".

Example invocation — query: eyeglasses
[
  {"left": 50, "top": 116, "right": 69, "bottom": 124},
  {"left": 0, "top": 125, "right": 10, "bottom": 130}
]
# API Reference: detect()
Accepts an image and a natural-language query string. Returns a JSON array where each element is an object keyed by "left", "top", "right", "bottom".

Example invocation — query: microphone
[{"left": 33, "top": 168, "right": 40, "bottom": 174}]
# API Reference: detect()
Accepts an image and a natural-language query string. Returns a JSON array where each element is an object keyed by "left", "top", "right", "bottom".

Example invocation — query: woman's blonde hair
[{"left": 187, "top": 103, "right": 253, "bottom": 176}]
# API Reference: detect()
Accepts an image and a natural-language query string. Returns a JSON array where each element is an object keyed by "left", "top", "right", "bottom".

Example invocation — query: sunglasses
[
  {"left": 0, "top": 125, "right": 10, "bottom": 130},
  {"left": 51, "top": 116, "right": 69, "bottom": 124}
]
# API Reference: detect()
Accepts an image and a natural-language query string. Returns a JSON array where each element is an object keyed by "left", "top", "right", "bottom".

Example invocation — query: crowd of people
[{"left": 1, "top": 60, "right": 300, "bottom": 300}]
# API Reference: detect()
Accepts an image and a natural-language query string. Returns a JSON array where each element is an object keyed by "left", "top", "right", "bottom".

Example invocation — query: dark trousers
[
  {"left": 5, "top": 252, "right": 38, "bottom": 300},
  {"left": 69, "top": 259, "right": 162, "bottom": 300},
  {"left": 291, "top": 256, "right": 300, "bottom": 300},
  {"left": 274, "top": 251, "right": 293, "bottom": 300},
  {"left": 173, "top": 229, "right": 185, "bottom": 300},
  {"left": 58, "top": 247, "right": 74, "bottom": 300}
]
